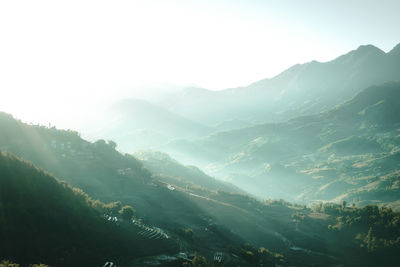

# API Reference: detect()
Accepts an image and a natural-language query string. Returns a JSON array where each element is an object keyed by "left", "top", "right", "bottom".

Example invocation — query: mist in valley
[{"left": 1, "top": 1, "right": 400, "bottom": 266}]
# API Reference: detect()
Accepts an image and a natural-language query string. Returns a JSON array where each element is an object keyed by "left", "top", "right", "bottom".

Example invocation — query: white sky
[{"left": 0, "top": 0, "right": 399, "bottom": 127}]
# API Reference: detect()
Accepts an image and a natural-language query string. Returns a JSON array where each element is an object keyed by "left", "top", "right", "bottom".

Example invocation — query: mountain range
[
  {"left": 84, "top": 43, "right": 400, "bottom": 158},
  {"left": 2, "top": 111, "right": 400, "bottom": 266},
  {"left": 86, "top": 98, "right": 213, "bottom": 152},
  {"left": 1, "top": 42, "right": 400, "bottom": 266},
  {"left": 164, "top": 82, "right": 400, "bottom": 207},
  {"left": 151, "top": 43, "right": 400, "bottom": 126}
]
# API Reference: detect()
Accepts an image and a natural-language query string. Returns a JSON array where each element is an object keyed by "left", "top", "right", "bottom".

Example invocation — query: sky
[{"left": 0, "top": 0, "right": 399, "bottom": 126}]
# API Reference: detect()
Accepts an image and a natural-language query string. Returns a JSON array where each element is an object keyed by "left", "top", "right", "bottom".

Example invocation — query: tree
[
  {"left": 364, "top": 227, "right": 378, "bottom": 252},
  {"left": 177, "top": 228, "right": 194, "bottom": 240},
  {"left": 190, "top": 254, "right": 213, "bottom": 267},
  {"left": 107, "top": 140, "right": 117, "bottom": 150},
  {"left": 94, "top": 139, "right": 106, "bottom": 146},
  {"left": 0, "top": 260, "right": 19, "bottom": 267},
  {"left": 119, "top": 205, "right": 135, "bottom": 220},
  {"left": 105, "top": 201, "right": 122, "bottom": 215}
]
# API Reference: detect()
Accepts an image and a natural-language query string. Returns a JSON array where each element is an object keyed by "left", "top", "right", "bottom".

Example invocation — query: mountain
[
  {"left": 0, "top": 152, "right": 173, "bottom": 266},
  {"left": 134, "top": 150, "right": 244, "bottom": 193},
  {"left": 152, "top": 43, "right": 400, "bottom": 126},
  {"left": 0, "top": 111, "right": 152, "bottom": 199},
  {"left": 163, "top": 82, "right": 400, "bottom": 206},
  {"left": 1, "top": 112, "right": 400, "bottom": 266},
  {"left": 214, "top": 119, "right": 255, "bottom": 132},
  {"left": 0, "top": 112, "right": 295, "bottom": 266},
  {"left": 86, "top": 98, "right": 213, "bottom": 153}
]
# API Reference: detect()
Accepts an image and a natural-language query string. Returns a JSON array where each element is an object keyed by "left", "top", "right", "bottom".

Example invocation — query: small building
[
  {"left": 214, "top": 252, "right": 224, "bottom": 263},
  {"left": 167, "top": 185, "right": 175, "bottom": 191}
]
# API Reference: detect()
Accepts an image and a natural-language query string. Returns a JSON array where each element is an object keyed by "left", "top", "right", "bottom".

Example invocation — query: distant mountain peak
[
  {"left": 354, "top": 44, "right": 384, "bottom": 55},
  {"left": 356, "top": 44, "right": 381, "bottom": 51},
  {"left": 332, "top": 44, "right": 385, "bottom": 64}
]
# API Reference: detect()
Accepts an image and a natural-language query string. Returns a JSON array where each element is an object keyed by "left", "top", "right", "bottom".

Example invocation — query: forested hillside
[
  {"left": 0, "top": 111, "right": 151, "bottom": 198},
  {"left": 0, "top": 152, "right": 175, "bottom": 266},
  {"left": 1, "top": 114, "right": 400, "bottom": 266}
]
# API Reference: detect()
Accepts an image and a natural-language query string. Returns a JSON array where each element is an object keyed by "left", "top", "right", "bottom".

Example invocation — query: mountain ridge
[
  {"left": 150, "top": 42, "right": 400, "bottom": 126},
  {"left": 163, "top": 82, "right": 400, "bottom": 204},
  {"left": 87, "top": 98, "right": 213, "bottom": 153}
]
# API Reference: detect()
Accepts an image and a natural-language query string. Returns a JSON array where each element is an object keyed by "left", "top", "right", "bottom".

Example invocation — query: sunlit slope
[
  {"left": 164, "top": 82, "right": 400, "bottom": 205},
  {"left": 0, "top": 112, "right": 296, "bottom": 264},
  {"left": 134, "top": 150, "right": 243, "bottom": 193},
  {"left": 0, "top": 112, "right": 152, "bottom": 198},
  {"left": 154, "top": 43, "right": 400, "bottom": 125}
]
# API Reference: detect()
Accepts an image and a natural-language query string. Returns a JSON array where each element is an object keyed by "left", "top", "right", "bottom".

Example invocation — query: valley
[{"left": 1, "top": 37, "right": 400, "bottom": 266}]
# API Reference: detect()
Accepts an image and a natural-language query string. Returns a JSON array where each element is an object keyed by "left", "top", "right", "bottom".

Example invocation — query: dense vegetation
[
  {"left": 0, "top": 152, "right": 177, "bottom": 266},
  {"left": 0, "top": 111, "right": 152, "bottom": 199},
  {"left": 307, "top": 203, "right": 400, "bottom": 266}
]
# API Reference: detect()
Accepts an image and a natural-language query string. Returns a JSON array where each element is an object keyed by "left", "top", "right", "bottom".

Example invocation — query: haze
[
  {"left": 1, "top": 1, "right": 400, "bottom": 266},
  {"left": 0, "top": 0, "right": 399, "bottom": 128}
]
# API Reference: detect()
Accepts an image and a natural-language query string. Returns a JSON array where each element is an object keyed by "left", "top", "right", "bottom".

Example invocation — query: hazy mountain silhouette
[
  {"left": 164, "top": 82, "right": 400, "bottom": 205},
  {"left": 89, "top": 98, "right": 213, "bottom": 152},
  {"left": 153, "top": 43, "right": 400, "bottom": 125},
  {"left": 1, "top": 93, "right": 400, "bottom": 266}
]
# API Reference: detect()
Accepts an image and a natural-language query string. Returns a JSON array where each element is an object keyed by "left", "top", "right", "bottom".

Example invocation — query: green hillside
[
  {"left": 0, "top": 116, "right": 399, "bottom": 266},
  {"left": 0, "top": 152, "right": 174, "bottom": 267},
  {"left": 164, "top": 82, "right": 400, "bottom": 206},
  {"left": 0, "top": 112, "right": 295, "bottom": 266},
  {"left": 134, "top": 150, "right": 243, "bottom": 194},
  {"left": 1, "top": 109, "right": 400, "bottom": 266},
  {"left": 0, "top": 111, "right": 152, "bottom": 199}
]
